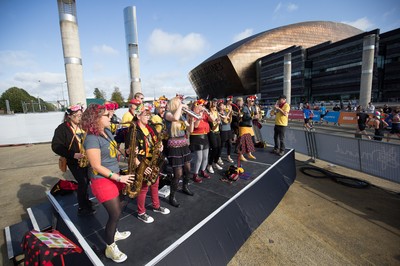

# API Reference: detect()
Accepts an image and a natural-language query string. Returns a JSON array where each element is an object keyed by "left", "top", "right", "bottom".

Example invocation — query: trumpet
[
  {"left": 182, "top": 107, "right": 201, "bottom": 120},
  {"left": 202, "top": 107, "right": 210, "bottom": 116}
]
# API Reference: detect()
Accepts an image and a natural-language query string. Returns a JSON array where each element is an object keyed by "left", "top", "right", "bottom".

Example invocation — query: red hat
[
  {"left": 130, "top": 99, "right": 141, "bottom": 105},
  {"left": 248, "top": 95, "right": 257, "bottom": 100},
  {"left": 226, "top": 96, "right": 233, "bottom": 101}
]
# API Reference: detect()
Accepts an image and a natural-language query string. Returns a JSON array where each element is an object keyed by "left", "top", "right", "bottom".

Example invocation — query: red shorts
[{"left": 90, "top": 178, "right": 125, "bottom": 203}]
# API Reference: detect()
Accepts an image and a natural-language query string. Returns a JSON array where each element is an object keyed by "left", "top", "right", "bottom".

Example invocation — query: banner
[
  {"left": 338, "top": 112, "right": 357, "bottom": 124},
  {"left": 288, "top": 110, "right": 304, "bottom": 120},
  {"left": 323, "top": 111, "right": 340, "bottom": 123}
]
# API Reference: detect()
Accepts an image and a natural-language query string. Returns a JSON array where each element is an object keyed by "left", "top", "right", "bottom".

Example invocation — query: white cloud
[
  {"left": 274, "top": 2, "right": 298, "bottom": 14},
  {"left": 287, "top": 3, "right": 298, "bottom": 12},
  {"left": 233, "top": 29, "right": 254, "bottom": 42},
  {"left": 147, "top": 29, "right": 208, "bottom": 61},
  {"left": 0, "top": 71, "right": 67, "bottom": 101},
  {"left": 92, "top": 44, "right": 119, "bottom": 56},
  {"left": 0, "top": 50, "right": 36, "bottom": 69},
  {"left": 342, "top": 17, "right": 374, "bottom": 31},
  {"left": 140, "top": 71, "right": 195, "bottom": 99},
  {"left": 274, "top": 3, "right": 282, "bottom": 14}
]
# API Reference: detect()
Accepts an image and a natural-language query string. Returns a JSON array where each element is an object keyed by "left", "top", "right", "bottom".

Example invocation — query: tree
[
  {"left": 93, "top": 88, "right": 106, "bottom": 99},
  {"left": 0, "top": 87, "right": 56, "bottom": 113},
  {"left": 110, "top": 86, "right": 125, "bottom": 107}
]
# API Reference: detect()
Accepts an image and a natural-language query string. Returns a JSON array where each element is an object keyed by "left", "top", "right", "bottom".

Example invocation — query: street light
[{"left": 60, "top": 81, "right": 67, "bottom": 109}]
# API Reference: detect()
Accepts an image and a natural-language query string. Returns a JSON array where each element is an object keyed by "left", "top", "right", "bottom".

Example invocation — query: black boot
[
  {"left": 169, "top": 191, "right": 180, "bottom": 207},
  {"left": 182, "top": 176, "right": 194, "bottom": 196},
  {"left": 169, "top": 179, "right": 180, "bottom": 207}
]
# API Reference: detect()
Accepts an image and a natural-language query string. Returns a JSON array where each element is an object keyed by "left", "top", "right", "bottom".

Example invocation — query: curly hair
[{"left": 81, "top": 104, "right": 106, "bottom": 135}]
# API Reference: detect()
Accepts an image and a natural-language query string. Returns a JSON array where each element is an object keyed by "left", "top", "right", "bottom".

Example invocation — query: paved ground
[{"left": 0, "top": 143, "right": 399, "bottom": 265}]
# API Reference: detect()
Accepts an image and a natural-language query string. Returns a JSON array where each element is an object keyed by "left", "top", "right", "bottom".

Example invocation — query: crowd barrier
[
  {"left": 1, "top": 111, "right": 398, "bottom": 184},
  {"left": 260, "top": 124, "right": 400, "bottom": 184},
  {"left": 0, "top": 109, "right": 128, "bottom": 146}
]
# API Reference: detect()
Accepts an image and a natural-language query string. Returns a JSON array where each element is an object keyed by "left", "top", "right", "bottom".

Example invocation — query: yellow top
[
  {"left": 151, "top": 114, "right": 163, "bottom": 134},
  {"left": 121, "top": 111, "right": 134, "bottom": 127},
  {"left": 275, "top": 103, "right": 290, "bottom": 126}
]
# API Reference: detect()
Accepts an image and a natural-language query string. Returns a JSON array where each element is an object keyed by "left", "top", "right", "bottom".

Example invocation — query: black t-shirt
[{"left": 357, "top": 112, "right": 369, "bottom": 125}]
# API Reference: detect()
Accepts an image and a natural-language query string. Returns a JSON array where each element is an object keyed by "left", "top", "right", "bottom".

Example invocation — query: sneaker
[
  {"left": 217, "top": 158, "right": 224, "bottom": 166},
  {"left": 248, "top": 154, "right": 256, "bottom": 159},
  {"left": 78, "top": 207, "right": 96, "bottom": 216},
  {"left": 270, "top": 149, "right": 278, "bottom": 154},
  {"left": 193, "top": 174, "right": 203, "bottom": 183},
  {"left": 138, "top": 213, "right": 154, "bottom": 223},
  {"left": 239, "top": 154, "right": 248, "bottom": 161},
  {"left": 200, "top": 170, "right": 210, "bottom": 179},
  {"left": 114, "top": 230, "right": 131, "bottom": 242},
  {"left": 105, "top": 243, "right": 127, "bottom": 263},
  {"left": 278, "top": 150, "right": 285, "bottom": 156},
  {"left": 213, "top": 163, "right": 223, "bottom": 170},
  {"left": 153, "top": 206, "right": 170, "bottom": 215},
  {"left": 207, "top": 165, "right": 214, "bottom": 173},
  {"left": 227, "top": 157, "right": 234, "bottom": 163}
]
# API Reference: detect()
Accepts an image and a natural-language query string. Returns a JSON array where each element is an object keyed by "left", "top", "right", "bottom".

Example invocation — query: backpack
[{"left": 50, "top": 180, "right": 78, "bottom": 196}]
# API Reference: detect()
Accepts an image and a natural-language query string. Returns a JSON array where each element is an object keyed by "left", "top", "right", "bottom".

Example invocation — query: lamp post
[{"left": 60, "top": 81, "right": 67, "bottom": 109}]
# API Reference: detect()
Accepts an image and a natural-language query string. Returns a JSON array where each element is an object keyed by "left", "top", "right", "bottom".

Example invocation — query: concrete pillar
[
  {"left": 124, "top": 6, "right": 142, "bottom": 99},
  {"left": 359, "top": 34, "right": 376, "bottom": 109},
  {"left": 57, "top": 0, "right": 86, "bottom": 106},
  {"left": 283, "top": 53, "right": 292, "bottom": 104}
]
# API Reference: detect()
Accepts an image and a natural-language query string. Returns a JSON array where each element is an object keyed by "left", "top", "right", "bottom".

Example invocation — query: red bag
[{"left": 50, "top": 180, "right": 78, "bottom": 196}]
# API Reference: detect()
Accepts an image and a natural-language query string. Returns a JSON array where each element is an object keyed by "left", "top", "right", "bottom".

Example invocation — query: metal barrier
[{"left": 261, "top": 124, "right": 400, "bottom": 183}]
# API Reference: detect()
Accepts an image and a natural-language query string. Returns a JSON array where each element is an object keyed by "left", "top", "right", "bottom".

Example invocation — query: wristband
[{"left": 108, "top": 172, "right": 113, "bottom": 178}]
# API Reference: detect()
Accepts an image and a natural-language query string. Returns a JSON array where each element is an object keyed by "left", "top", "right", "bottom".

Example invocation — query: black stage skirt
[
  {"left": 220, "top": 130, "right": 232, "bottom": 143},
  {"left": 167, "top": 137, "right": 192, "bottom": 168},
  {"left": 189, "top": 134, "right": 209, "bottom": 151}
]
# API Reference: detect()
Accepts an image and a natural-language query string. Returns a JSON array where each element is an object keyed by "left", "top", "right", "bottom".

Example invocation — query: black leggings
[
  {"left": 172, "top": 161, "right": 191, "bottom": 188},
  {"left": 208, "top": 132, "right": 222, "bottom": 164},
  {"left": 68, "top": 164, "right": 90, "bottom": 209},
  {"left": 102, "top": 196, "right": 122, "bottom": 245}
]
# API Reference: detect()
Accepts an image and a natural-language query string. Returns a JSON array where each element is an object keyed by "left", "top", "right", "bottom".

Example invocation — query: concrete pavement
[{"left": 0, "top": 143, "right": 399, "bottom": 265}]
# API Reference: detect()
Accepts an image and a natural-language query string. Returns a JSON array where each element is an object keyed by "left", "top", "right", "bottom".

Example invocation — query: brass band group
[{"left": 50, "top": 92, "right": 290, "bottom": 263}]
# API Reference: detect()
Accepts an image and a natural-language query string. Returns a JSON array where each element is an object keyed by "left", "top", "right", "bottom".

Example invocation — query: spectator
[
  {"left": 333, "top": 104, "right": 341, "bottom": 112},
  {"left": 383, "top": 104, "right": 392, "bottom": 115},
  {"left": 366, "top": 102, "right": 375, "bottom": 113}
]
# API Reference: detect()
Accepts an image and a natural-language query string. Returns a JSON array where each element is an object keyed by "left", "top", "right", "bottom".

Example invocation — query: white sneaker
[
  {"left": 227, "top": 157, "right": 234, "bottom": 163},
  {"left": 213, "top": 163, "right": 223, "bottom": 170},
  {"left": 207, "top": 165, "right": 214, "bottom": 173},
  {"left": 217, "top": 157, "right": 224, "bottom": 166},
  {"left": 114, "top": 230, "right": 131, "bottom": 242},
  {"left": 105, "top": 242, "right": 127, "bottom": 263},
  {"left": 138, "top": 213, "right": 154, "bottom": 223},
  {"left": 153, "top": 206, "right": 170, "bottom": 215}
]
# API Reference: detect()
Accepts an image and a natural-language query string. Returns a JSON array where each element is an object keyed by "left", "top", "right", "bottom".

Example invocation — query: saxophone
[
  {"left": 78, "top": 133, "right": 89, "bottom": 168},
  {"left": 122, "top": 122, "right": 142, "bottom": 198},
  {"left": 141, "top": 136, "right": 165, "bottom": 186}
]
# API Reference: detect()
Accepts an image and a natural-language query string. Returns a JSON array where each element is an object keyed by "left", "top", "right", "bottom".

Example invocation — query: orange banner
[{"left": 338, "top": 112, "right": 357, "bottom": 124}]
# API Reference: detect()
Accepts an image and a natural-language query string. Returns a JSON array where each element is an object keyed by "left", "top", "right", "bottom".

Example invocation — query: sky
[{"left": 0, "top": 0, "right": 399, "bottom": 103}]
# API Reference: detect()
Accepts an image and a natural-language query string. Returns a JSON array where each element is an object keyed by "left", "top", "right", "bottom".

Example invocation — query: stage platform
[{"left": 7, "top": 147, "right": 296, "bottom": 266}]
